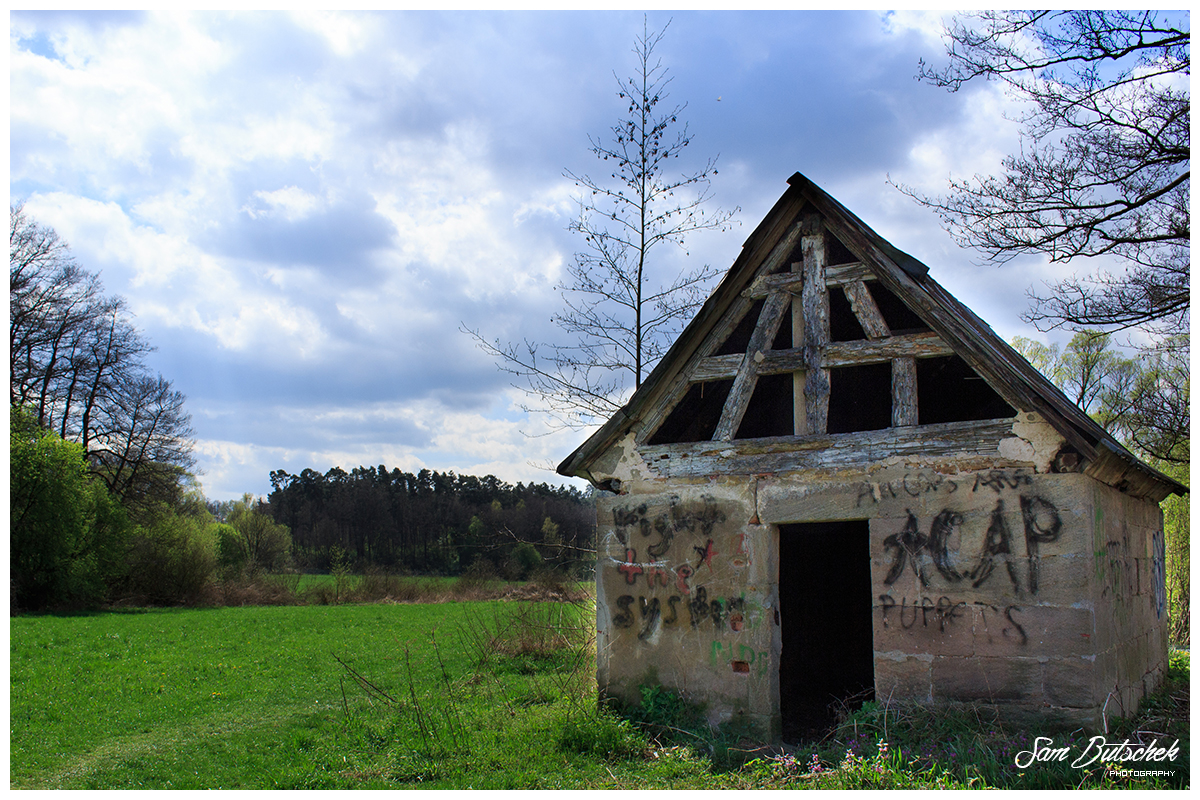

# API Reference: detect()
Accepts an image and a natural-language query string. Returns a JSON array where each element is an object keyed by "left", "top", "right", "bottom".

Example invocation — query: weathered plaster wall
[
  {"left": 1090, "top": 480, "right": 1169, "bottom": 726},
  {"left": 591, "top": 426, "right": 1168, "bottom": 735},
  {"left": 768, "top": 468, "right": 1099, "bottom": 727},
  {"left": 595, "top": 482, "right": 779, "bottom": 734}
]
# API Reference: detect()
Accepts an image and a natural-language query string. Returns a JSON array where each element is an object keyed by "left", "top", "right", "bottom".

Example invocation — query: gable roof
[{"left": 558, "top": 172, "right": 1185, "bottom": 503}]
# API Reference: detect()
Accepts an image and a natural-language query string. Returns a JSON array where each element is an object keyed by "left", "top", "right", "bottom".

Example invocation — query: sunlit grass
[{"left": 10, "top": 605, "right": 1189, "bottom": 789}]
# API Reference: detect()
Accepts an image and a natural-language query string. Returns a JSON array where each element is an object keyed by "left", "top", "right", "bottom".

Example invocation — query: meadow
[{"left": 10, "top": 592, "right": 1190, "bottom": 789}]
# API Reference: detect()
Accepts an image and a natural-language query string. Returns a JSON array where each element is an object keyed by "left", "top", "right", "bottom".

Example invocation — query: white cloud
[
  {"left": 242, "top": 186, "right": 324, "bottom": 222},
  {"left": 15, "top": 10, "right": 1092, "bottom": 501}
]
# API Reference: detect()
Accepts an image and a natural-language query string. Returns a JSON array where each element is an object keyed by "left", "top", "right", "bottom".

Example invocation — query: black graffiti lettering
[
  {"left": 969, "top": 500, "right": 1022, "bottom": 592},
  {"left": 883, "top": 511, "right": 930, "bottom": 586},
  {"left": 899, "top": 597, "right": 918, "bottom": 629},
  {"left": 693, "top": 538, "right": 717, "bottom": 571},
  {"left": 1020, "top": 495, "right": 1062, "bottom": 595},
  {"left": 648, "top": 513, "right": 674, "bottom": 558},
  {"left": 934, "top": 596, "right": 965, "bottom": 631},
  {"left": 920, "top": 596, "right": 936, "bottom": 627},
  {"left": 664, "top": 595, "right": 681, "bottom": 625},
  {"left": 612, "top": 495, "right": 726, "bottom": 558},
  {"left": 879, "top": 594, "right": 896, "bottom": 627},
  {"left": 614, "top": 595, "right": 635, "bottom": 628},
  {"left": 1003, "top": 605, "right": 1027, "bottom": 645},
  {"left": 927, "top": 509, "right": 963, "bottom": 582},
  {"left": 710, "top": 598, "right": 725, "bottom": 629},
  {"left": 689, "top": 587, "right": 710, "bottom": 629},
  {"left": 611, "top": 503, "right": 649, "bottom": 546},
  {"left": 972, "top": 469, "right": 1032, "bottom": 493},
  {"left": 637, "top": 596, "right": 661, "bottom": 640}
]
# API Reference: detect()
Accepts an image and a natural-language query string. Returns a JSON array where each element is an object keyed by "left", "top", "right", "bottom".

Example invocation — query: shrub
[
  {"left": 10, "top": 407, "right": 130, "bottom": 610},
  {"left": 123, "top": 509, "right": 218, "bottom": 605},
  {"left": 509, "top": 542, "right": 543, "bottom": 580},
  {"left": 226, "top": 495, "right": 292, "bottom": 575}
]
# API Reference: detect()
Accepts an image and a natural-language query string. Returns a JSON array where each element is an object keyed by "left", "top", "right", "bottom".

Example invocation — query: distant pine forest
[{"left": 258, "top": 466, "right": 596, "bottom": 578}]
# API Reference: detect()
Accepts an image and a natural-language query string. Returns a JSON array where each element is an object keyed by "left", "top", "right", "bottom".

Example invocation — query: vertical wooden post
[
  {"left": 791, "top": 257, "right": 807, "bottom": 436},
  {"left": 800, "top": 214, "right": 830, "bottom": 434},
  {"left": 892, "top": 357, "right": 918, "bottom": 427}
]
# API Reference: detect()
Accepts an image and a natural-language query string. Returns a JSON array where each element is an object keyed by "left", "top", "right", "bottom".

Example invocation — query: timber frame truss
[
  {"left": 637, "top": 212, "right": 963, "bottom": 453},
  {"left": 559, "top": 173, "right": 1185, "bottom": 502}
]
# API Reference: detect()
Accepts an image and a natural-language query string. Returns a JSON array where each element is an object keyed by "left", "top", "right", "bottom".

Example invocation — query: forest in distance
[{"left": 255, "top": 465, "right": 596, "bottom": 578}]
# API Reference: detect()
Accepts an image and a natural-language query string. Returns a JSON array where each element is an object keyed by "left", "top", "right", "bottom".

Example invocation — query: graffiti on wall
[
  {"left": 870, "top": 471, "right": 1061, "bottom": 650},
  {"left": 711, "top": 640, "right": 770, "bottom": 676},
  {"left": 609, "top": 495, "right": 759, "bottom": 642},
  {"left": 1153, "top": 530, "right": 1166, "bottom": 619},
  {"left": 877, "top": 594, "right": 1027, "bottom": 645},
  {"left": 856, "top": 469, "right": 1034, "bottom": 508},
  {"left": 612, "top": 590, "right": 757, "bottom": 638},
  {"left": 880, "top": 492, "right": 1063, "bottom": 597}
]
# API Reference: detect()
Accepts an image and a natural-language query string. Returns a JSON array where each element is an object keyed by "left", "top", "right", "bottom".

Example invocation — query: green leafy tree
[
  {"left": 10, "top": 405, "right": 129, "bottom": 609},
  {"left": 226, "top": 494, "right": 292, "bottom": 575},
  {"left": 123, "top": 508, "right": 217, "bottom": 605},
  {"left": 10, "top": 205, "right": 196, "bottom": 524}
]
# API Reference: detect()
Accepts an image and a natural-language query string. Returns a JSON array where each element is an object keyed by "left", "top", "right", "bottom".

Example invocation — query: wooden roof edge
[
  {"left": 787, "top": 172, "right": 929, "bottom": 279},
  {"left": 1085, "top": 439, "right": 1188, "bottom": 501}
]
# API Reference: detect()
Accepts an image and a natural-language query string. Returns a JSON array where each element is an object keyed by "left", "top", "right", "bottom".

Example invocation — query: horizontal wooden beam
[
  {"left": 741, "top": 261, "right": 875, "bottom": 299},
  {"left": 637, "top": 418, "right": 1020, "bottom": 479},
  {"left": 690, "top": 331, "right": 954, "bottom": 380}
]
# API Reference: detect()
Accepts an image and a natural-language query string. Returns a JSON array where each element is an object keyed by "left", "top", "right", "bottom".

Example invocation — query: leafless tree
[
  {"left": 10, "top": 205, "right": 195, "bottom": 517},
  {"left": 902, "top": 11, "right": 1189, "bottom": 336},
  {"left": 467, "top": 19, "right": 737, "bottom": 430}
]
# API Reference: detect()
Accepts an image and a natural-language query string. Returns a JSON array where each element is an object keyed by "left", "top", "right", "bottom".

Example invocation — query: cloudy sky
[{"left": 10, "top": 10, "right": 1086, "bottom": 501}]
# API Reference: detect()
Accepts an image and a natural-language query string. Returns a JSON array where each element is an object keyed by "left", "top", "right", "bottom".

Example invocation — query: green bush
[
  {"left": 226, "top": 495, "right": 292, "bottom": 575},
  {"left": 123, "top": 509, "right": 218, "bottom": 605},
  {"left": 510, "top": 542, "right": 543, "bottom": 580},
  {"left": 9, "top": 406, "right": 130, "bottom": 610}
]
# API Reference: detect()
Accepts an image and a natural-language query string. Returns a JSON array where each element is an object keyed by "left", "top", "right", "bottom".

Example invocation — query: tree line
[{"left": 264, "top": 466, "right": 595, "bottom": 578}]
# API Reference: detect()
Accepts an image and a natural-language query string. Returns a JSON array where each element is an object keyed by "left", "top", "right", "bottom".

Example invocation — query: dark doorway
[{"left": 778, "top": 520, "right": 875, "bottom": 741}]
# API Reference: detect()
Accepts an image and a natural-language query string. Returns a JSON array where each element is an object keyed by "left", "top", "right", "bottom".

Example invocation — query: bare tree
[
  {"left": 10, "top": 205, "right": 196, "bottom": 517},
  {"left": 90, "top": 373, "right": 195, "bottom": 517},
  {"left": 902, "top": 11, "right": 1189, "bottom": 335},
  {"left": 467, "top": 19, "right": 737, "bottom": 430}
]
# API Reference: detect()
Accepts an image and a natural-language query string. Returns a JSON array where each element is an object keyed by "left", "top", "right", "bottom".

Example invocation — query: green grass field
[
  {"left": 10, "top": 601, "right": 1190, "bottom": 789},
  {"left": 9, "top": 600, "right": 723, "bottom": 789}
]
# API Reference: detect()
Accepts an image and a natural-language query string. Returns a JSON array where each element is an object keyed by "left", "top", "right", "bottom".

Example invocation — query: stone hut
[{"left": 556, "top": 172, "right": 1184, "bottom": 739}]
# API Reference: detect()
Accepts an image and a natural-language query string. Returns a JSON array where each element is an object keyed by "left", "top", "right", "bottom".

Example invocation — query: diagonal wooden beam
[
  {"left": 843, "top": 280, "right": 890, "bottom": 340},
  {"left": 712, "top": 290, "right": 791, "bottom": 441}
]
